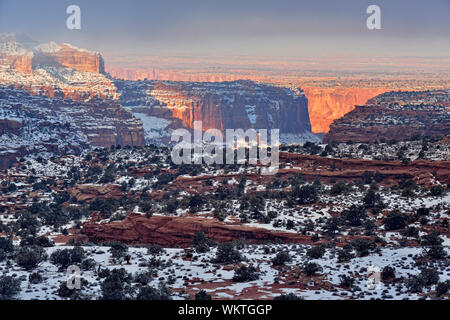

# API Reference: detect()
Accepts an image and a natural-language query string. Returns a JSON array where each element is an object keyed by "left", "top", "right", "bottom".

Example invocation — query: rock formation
[
  {"left": 33, "top": 42, "right": 105, "bottom": 74},
  {"left": 324, "top": 90, "right": 450, "bottom": 143},
  {"left": 82, "top": 212, "right": 312, "bottom": 247},
  {"left": 116, "top": 79, "right": 320, "bottom": 144},
  {"left": 0, "top": 87, "right": 145, "bottom": 169},
  {"left": 303, "top": 87, "right": 387, "bottom": 133}
]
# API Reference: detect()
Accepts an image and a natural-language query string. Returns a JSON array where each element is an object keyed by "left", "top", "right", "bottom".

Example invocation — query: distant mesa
[
  {"left": 0, "top": 33, "right": 104, "bottom": 75},
  {"left": 324, "top": 90, "right": 450, "bottom": 143}
]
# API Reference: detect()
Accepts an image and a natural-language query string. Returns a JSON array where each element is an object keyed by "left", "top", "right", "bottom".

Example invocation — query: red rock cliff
[
  {"left": 33, "top": 43, "right": 105, "bottom": 74},
  {"left": 303, "top": 87, "right": 387, "bottom": 133}
]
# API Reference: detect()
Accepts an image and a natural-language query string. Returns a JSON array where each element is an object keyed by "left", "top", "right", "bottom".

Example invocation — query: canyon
[
  {"left": 303, "top": 86, "right": 388, "bottom": 133},
  {"left": 115, "top": 79, "right": 319, "bottom": 145},
  {"left": 324, "top": 90, "right": 450, "bottom": 143}
]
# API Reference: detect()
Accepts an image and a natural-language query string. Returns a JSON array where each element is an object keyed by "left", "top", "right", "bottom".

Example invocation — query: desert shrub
[
  {"left": 363, "top": 189, "right": 383, "bottom": 208},
  {"left": 15, "top": 246, "right": 47, "bottom": 270},
  {"left": 146, "top": 245, "right": 164, "bottom": 255},
  {"left": 0, "top": 276, "right": 21, "bottom": 300},
  {"left": 107, "top": 241, "right": 128, "bottom": 260},
  {"left": 136, "top": 283, "right": 172, "bottom": 300},
  {"left": 0, "top": 249, "right": 6, "bottom": 262},
  {"left": 100, "top": 268, "right": 134, "bottom": 300},
  {"left": 195, "top": 290, "right": 212, "bottom": 300},
  {"left": 306, "top": 245, "right": 326, "bottom": 259},
  {"left": 419, "top": 268, "right": 440, "bottom": 286},
  {"left": 430, "top": 186, "right": 444, "bottom": 197},
  {"left": 29, "top": 272, "right": 43, "bottom": 284},
  {"left": 337, "top": 248, "right": 354, "bottom": 263},
  {"left": 425, "top": 245, "right": 447, "bottom": 260},
  {"left": 329, "top": 182, "right": 350, "bottom": 196},
  {"left": 133, "top": 272, "right": 152, "bottom": 286},
  {"left": 214, "top": 243, "right": 242, "bottom": 264},
  {"left": 232, "top": 265, "right": 259, "bottom": 282},
  {"left": 304, "top": 262, "right": 322, "bottom": 276},
  {"left": 274, "top": 293, "right": 304, "bottom": 300},
  {"left": 339, "top": 275, "right": 355, "bottom": 288},
  {"left": 351, "top": 239, "right": 377, "bottom": 257},
  {"left": 383, "top": 211, "right": 408, "bottom": 230},
  {"left": 403, "top": 226, "right": 419, "bottom": 238},
  {"left": 272, "top": 252, "right": 292, "bottom": 266},
  {"left": 57, "top": 279, "right": 88, "bottom": 299},
  {"left": 406, "top": 275, "right": 424, "bottom": 293},
  {"left": 341, "top": 205, "right": 368, "bottom": 227},
  {"left": 89, "top": 198, "right": 119, "bottom": 219},
  {"left": 373, "top": 171, "right": 384, "bottom": 183},
  {"left": 20, "top": 235, "right": 54, "bottom": 248},
  {"left": 416, "top": 207, "right": 430, "bottom": 216},
  {"left": 381, "top": 266, "right": 396, "bottom": 281},
  {"left": 191, "top": 231, "right": 215, "bottom": 253},
  {"left": 361, "top": 171, "right": 374, "bottom": 184},
  {"left": 50, "top": 247, "right": 85, "bottom": 271},
  {"left": 189, "top": 194, "right": 204, "bottom": 210},
  {"left": 324, "top": 217, "right": 340, "bottom": 236},
  {"left": 420, "top": 232, "right": 444, "bottom": 246},
  {"left": 81, "top": 258, "right": 97, "bottom": 271},
  {"left": 436, "top": 281, "right": 450, "bottom": 297},
  {"left": 0, "top": 237, "right": 14, "bottom": 253},
  {"left": 291, "top": 185, "right": 318, "bottom": 205}
]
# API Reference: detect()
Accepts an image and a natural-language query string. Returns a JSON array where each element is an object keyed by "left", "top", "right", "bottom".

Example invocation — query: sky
[{"left": 0, "top": 0, "right": 449, "bottom": 58}]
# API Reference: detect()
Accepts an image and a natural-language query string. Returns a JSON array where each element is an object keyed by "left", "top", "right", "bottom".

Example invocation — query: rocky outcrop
[
  {"left": 116, "top": 79, "right": 319, "bottom": 144},
  {"left": 0, "top": 88, "right": 145, "bottom": 169},
  {"left": 33, "top": 43, "right": 105, "bottom": 74},
  {"left": 1, "top": 35, "right": 117, "bottom": 100},
  {"left": 69, "top": 184, "right": 124, "bottom": 202},
  {"left": 303, "top": 87, "right": 387, "bottom": 133},
  {"left": 0, "top": 33, "right": 34, "bottom": 74},
  {"left": 279, "top": 153, "right": 450, "bottom": 187},
  {"left": 0, "top": 35, "right": 145, "bottom": 169},
  {"left": 324, "top": 90, "right": 450, "bottom": 143},
  {"left": 10, "top": 53, "right": 33, "bottom": 74},
  {"left": 82, "top": 213, "right": 311, "bottom": 247}
]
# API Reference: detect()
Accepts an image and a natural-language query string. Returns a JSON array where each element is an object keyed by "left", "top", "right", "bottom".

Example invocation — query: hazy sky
[{"left": 0, "top": 0, "right": 449, "bottom": 57}]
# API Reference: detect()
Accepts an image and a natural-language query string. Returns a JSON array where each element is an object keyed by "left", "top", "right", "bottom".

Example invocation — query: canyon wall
[
  {"left": 116, "top": 80, "right": 319, "bottom": 144},
  {"left": 108, "top": 65, "right": 389, "bottom": 134},
  {"left": 324, "top": 90, "right": 450, "bottom": 143},
  {"left": 303, "top": 87, "right": 387, "bottom": 133},
  {"left": 33, "top": 43, "right": 105, "bottom": 74}
]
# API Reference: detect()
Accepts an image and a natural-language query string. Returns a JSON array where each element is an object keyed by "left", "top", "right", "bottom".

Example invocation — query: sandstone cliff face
[
  {"left": 324, "top": 90, "right": 450, "bottom": 143},
  {"left": 82, "top": 213, "right": 312, "bottom": 247},
  {"left": 1, "top": 34, "right": 105, "bottom": 75},
  {"left": 33, "top": 43, "right": 105, "bottom": 74},
  {"left": 303, "top": 87, "right": 387, "bottom": 133},
  {"left": 116, "top": 80, "right": 319, "bottom": 144},
  {"left": 0, "top": 36, "right": 145, "bottom": 169},
  {"left": 0, "top": 88, "right": 145, "bottom": 169},
  {"left": 10, "top": 53, "right": 34, "bottom": 74},
  {"left": 0, "top": 34, "right": 34, "bottom": 74}
]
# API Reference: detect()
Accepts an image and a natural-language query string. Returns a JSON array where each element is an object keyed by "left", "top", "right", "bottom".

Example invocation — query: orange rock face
[
  {"left": 33, "top": 44, "right": 105, "bottom": 74},
  {"left": 0, "top": 52, "right": 33, "bottom": 74},
  {"left": 69, "top": 184, "right": 124, "bottom": 202},
  {"left": 82, "top": 213, "right": 312, "bottom": 247},
  {"left": 303, "top": 87, "right": 388, "bottom": 133},
  {"left": 11, "top": 53, "right": 33, "bottom": 74}
]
